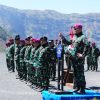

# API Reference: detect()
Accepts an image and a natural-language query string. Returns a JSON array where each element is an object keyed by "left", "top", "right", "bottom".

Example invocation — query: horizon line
[{"left": 0, "top": 4, "right": 100, "bottom": 15}]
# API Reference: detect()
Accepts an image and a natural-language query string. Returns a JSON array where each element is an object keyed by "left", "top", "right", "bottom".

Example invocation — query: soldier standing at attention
[
  {"left": 27, "top": 38, "right": 35, "bottom": 83},
  {"left": 60, "top": 24, "right": 88, "bottom": 94},
  {"left": 5, "top": 41, "right": 11, "bottom": 71},
  {"left": 48, "top": 40, "right": 57, "bottom": 81},
  {"left": 9, "top": 39, "right": 15, "bottom": 72},
  {"left": 24, "top": 37, "right": 32, "bottom": 82},
  {"left": 14, "top": 35, "right": 21, "bottom": 78},
  {"left": 91, "top": 42, "right": 100, "bottom": 71},
  {"left": 86, "top": 42, "right": 92, "bottom": 71},
  {"left": 36, "top": 37, "right": 51, "bottom": 90},
  {"left": 29, "top": 39, "right": 41, "bottom": 85},
  {"left": 19, "top": 40, "right": 26, "bottom": 79}
]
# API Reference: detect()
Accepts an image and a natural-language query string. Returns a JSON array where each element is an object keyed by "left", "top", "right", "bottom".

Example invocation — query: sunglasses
[{"left": 74, "top": 28, "right": 79, "bottom": 30}]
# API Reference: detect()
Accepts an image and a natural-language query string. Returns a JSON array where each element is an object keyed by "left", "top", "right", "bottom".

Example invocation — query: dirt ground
[{"left": 0, "top": 52, "right": 100, "bottom": 100}]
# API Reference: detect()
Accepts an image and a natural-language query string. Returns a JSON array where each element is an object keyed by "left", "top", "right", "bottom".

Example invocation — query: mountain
[
  {"left": 0, "top": 26, "right": 9, "bottom": 51},
  {"left": 0, "top": 4, "right": 100, "bottom": 50}
]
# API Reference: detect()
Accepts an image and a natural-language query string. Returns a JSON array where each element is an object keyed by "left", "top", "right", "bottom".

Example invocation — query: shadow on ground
[{"left": 89, "top": 86, "right": 100, "bottom": 90}]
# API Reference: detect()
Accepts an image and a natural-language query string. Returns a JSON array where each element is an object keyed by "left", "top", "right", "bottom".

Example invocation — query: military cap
[
  {"left": 20, "top": 40, "right": 25, "bottom": 43},
  {"left": 31, "top": 38, "right": 40, "bottom": 43},
  {"left": 9, "top": 38, "right": 14, "bottom": 42},
  {"left": 92, "top": 42, "right": 95, "bottom": 46},
  {"left": 25, "top": 36, "right": 32, "bottom": 41},
  {"left": 40, "top": 36, "right": 48, "bottom": 41},
  {"left": 25, "top": 37, "right": 30, "bottom": 41},
  {"left": 15, "top": 35, "right": 20, "bottom": 40},
  {"left": 48, "top": 40, "right": 53, "bottom": 43},
  {"left": 6, "top": 41, "right": 10, "bottom": 46},
  {"left": 73, "top": 24, "right": 82, "bottom": 29},
  {"left": 27, "top": 36, "right": 32, "bottom": 40}
]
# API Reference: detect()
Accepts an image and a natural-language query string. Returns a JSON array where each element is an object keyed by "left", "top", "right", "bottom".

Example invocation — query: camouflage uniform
[
  {"left": 32, "top": 47, "right": 40, "bottom": 85},
  {"left": 35, "top": 42, "right": 51, "bottom": 90},
  {"left": 14, "top": 43, "right": 21, "bottom": 76},
  {"left": 14, "top": 35, "right": 21, "bottom": 77},
  {"left": 60, "top": 25, "right": 88, "bottom": 93},
  {"left": 24, "top": 45, "right": 32, "bottom": 81},
  {"left": 5, "top": 43, "right": 11, "bottom": 71},
  {"left": 91, "top": 44, "right": 100, "bottom": 71},
  {"left": 19, "top": 44, "right": 26, "bottom": 79},
  {"left": 48, "top": 40, "right": 57, "bottom": 81},
  {"left": 9, "top": 44, "right": 15, "bottom": 72},
  {"left": 86, "top": 42, "right": 92, "bottom": 71},
  {"left": 73, "top": 34, "right": 88, "bottom": 92},
  {"left": 49, "top": 46, "right": 57, "bottom": 81},
  {"left": 29, "top": 46, "right": 40, "bottom": 84},
  {"left": 28, "top": 46, "right": 36, "bottom": 83}
]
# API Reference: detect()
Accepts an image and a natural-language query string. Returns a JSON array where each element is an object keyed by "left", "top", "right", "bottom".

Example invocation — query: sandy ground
[{"left": 0, "top": 52, "right": 100, "bottom": 100}]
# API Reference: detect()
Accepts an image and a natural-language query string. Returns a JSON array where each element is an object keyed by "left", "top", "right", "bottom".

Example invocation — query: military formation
[
  {"left": 5, "top": 23, "right": 100, "bottom": 94},
  {"left": 5, "top": 35, "right": 57, "bottom": 91}
]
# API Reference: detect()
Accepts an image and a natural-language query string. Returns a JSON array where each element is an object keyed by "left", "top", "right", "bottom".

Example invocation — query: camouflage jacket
[
  {"left": 29, "top": 46, "right": 40, "bottom": 64},
  {"left": 35, "top": 43, "right": 52, "bottom": 68},
  {"left": 5, "top": 46, "right": 10, "bottom": 59},
  {"left": 24, "top": 45, "right": 32, "bottom": 63},
  {"left": 62, "top": 33, "right": 88, "bottom": 58},
  {"left": 9, "top": 44, "right": 15, "bottom": 60},
  {"left": 92, "top": 46, "right": 100, "bottom": 58},
  {"left": 20, "top": 46, "right": 26, "bottom": 62},
  {"left": 14, "top": 44, "right": 21, "bottom": 61}
]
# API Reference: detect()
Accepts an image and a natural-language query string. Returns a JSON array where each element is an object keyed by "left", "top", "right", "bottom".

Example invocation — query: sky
[{"left": 0, "top": 0, "right": 100, "bottom": 14}]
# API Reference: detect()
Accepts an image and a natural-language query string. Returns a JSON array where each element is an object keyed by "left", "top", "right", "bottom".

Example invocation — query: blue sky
[{"left": 0, "top": 0, "right": 100, "bottom": 14}]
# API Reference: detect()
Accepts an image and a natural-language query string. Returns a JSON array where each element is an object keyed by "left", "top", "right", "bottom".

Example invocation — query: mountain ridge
[{"left": 0, "top": 4, "right": 100, "bottom": 51}]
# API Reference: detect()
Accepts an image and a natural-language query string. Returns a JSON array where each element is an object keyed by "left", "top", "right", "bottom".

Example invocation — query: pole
[
  {"left": 58, "top": 58, "right": 60, "bottom": 90},
  {"left": 57, "top": 42, "right": 64, "bottom": 91},
  {"left": 61, "top": 55, "right": 64, "bottom": 91}
]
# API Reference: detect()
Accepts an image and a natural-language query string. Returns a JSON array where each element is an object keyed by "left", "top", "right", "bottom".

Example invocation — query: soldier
[
  {"left": 8, "top": 38, "right": 15, "bottom": 72},
  {"left": 86, "top": 42, "right": 92, "bottom": 71},
  {"left": 19, "top": 40, "right": 26, "bottom": 79},
  {"left": 14, "top": 35, "right": 21, "bottom": 78},
  {"left": 29, "top": 38, "right": 41, "bottom": 85},
  {"left": 35, "top": 36, "right": 51, "bottom": 90},
  {"left": 60, "top": 24, "right": 88, "bottom": 94},
  {"left": 5, "top": 41, "right": 11, "bottom": 71},
  {"left": 48, "top": 40, "right": 57, "bottom": 81},
  {"left": 54, "top": 39, "right": 58, "bottom": 47},
  {"left": 91, "top": 42, "right": 100, "bottom": 71},
  {"left": 24, "top": 37, "right": 32, "bottom": 82}
]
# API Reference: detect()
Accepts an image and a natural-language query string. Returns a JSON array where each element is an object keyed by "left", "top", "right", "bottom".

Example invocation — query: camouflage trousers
[
  {"left": 19, "top": 61, "right": 26, "bottom": 79},
  {"left": 91, "top": 56, "right": 98, "bottom": 71},
  {"left": 27, "top": 64, "right": 36, "bottom": 83},
  {"left": 6, "top": 59, "right": 11, "bottom": 71},
  {"left": 65, "top": 56, "right": 73, "bottom": 70},
  {"left": 10, "top": 60, "right": 15, "bottom": 72},
  {"left": 35, "top": 67, "right": 50, "bottom": 89},
  {"left": 49, "top": 62, "right": 56, "bottom": 80},
  {"left": 87, "top": 56, "right": 92, "bottom": 70},
  {"left": 72, "top": 58, "right": 86, "bottom": 89},
  {"left": 15, "top": 60, "right": 20, "bottom": 77}
]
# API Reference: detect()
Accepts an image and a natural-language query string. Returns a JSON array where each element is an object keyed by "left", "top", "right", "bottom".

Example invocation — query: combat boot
[
  {"left": 80, "top": 86, "right": 86, "bottom": 94},
  {"left": 73, "top": 86, "right": 80, "bottom": 92}
]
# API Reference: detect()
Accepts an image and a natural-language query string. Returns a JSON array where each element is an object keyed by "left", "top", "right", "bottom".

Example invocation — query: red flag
[{"left": 69, "top": 29, "right": 74, "bottom": 41}]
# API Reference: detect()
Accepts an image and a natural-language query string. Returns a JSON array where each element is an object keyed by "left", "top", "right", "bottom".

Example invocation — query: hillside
[
  {"left": 0, "top": 26, "right": 11, "bottom": 51},
  {"left": 0, "top": 5, "right": 100, "bottom": 49}
]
